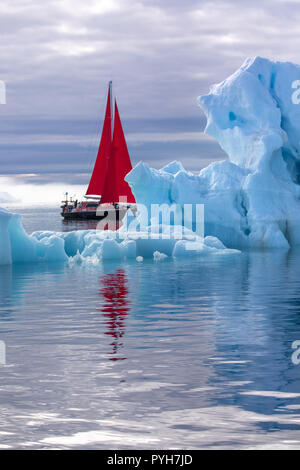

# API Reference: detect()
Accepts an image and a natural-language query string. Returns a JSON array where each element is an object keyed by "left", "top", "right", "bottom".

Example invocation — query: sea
[{"left": 0, "top": 204, "right": 300, "bottom": 449}]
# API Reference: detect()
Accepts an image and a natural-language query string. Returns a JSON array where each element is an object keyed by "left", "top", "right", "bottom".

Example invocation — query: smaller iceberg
[
  {"left": 0, "top": 208, "right": 68, "bottom": 265},
  {"left": 0, "top": 205, "right": 238, "bottom": 266}
]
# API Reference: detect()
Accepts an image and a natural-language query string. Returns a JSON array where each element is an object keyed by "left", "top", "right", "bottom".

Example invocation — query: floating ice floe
[{"left": 0, "top": 205, "right": 238, "bottom": 266}]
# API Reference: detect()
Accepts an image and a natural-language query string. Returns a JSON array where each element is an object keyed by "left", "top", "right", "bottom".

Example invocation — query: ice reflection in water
[{"left": 1, "top": 246, "right": 300, "bottom": 448}]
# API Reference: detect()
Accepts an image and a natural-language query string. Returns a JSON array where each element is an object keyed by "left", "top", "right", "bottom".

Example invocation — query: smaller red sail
[
  {"left": 86, "top": 84, "right": 112, "bottom": 196},
  {"left": 100, "top": 100, "right": 136, "bottom": 204}
]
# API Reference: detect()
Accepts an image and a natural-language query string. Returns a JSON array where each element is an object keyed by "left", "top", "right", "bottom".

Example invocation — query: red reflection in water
[{"left": 99, "top": 269, "right": 130, "bottom": 361}]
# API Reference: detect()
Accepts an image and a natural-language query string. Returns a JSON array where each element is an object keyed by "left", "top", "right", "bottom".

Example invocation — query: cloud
[
  {"left": 0, "top": 130, "right": 214, "bottom": 146},
  {"left": 0, "top": 175, "right": 85, "bottom": 206},
  {"left": 0, "top": 0, "right": 300, "bottom": 173}
]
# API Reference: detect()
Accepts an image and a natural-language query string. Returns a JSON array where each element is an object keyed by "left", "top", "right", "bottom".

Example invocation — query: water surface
[{"left": 0, "top": 207, "right": 300, "bottom": 449}]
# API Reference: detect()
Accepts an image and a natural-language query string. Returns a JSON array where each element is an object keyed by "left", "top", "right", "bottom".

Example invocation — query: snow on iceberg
[{"left": 126, "top": 57, "right": 300, "bottom": 249}]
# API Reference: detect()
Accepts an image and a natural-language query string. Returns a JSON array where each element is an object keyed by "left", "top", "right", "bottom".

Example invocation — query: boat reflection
[{"left": 98, "top": 268, "right": 130, "bottom": 361}]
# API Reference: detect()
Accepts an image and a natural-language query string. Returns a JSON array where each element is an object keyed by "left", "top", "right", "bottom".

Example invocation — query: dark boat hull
[
  {"left": 61, "top": 211, "right": 107, "bottom": 220},
  {"left": 61, "top": 206, "right": 128, "bottom": 225}
]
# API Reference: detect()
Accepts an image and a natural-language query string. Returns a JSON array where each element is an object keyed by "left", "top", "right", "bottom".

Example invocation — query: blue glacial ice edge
[
  {"left": 4, "top": 55, "right": 300, "bottom": 265},
  {"left": 0, "top": 206, "right": 240, "bottom": 266}
]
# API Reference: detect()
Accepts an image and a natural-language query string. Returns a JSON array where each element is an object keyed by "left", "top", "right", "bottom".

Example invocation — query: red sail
[
  {"left": 86, "top": 84, "right": 112, "bottom": 196},
  {"left": 100, "top": 100, "right": 136, "bottom": 204}
]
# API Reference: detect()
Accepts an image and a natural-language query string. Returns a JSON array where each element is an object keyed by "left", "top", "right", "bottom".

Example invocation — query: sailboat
[{"left": 61, "top": 82, "right": 136, "bottom": 228}]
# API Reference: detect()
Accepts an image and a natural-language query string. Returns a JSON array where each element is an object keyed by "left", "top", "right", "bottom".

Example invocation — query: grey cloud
[{"left": 0, "top": 0, "right": 299, "bottom": 173}]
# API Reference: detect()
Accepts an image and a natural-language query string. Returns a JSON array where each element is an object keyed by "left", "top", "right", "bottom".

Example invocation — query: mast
[
  {"left": 86, "top": 82, "right": 112, "bottom": 196},
  {"left": 109, "top": 80, "right": 113, "bottom": 137}
]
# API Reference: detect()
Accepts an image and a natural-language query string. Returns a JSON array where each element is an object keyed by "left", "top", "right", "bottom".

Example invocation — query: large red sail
[
  {"left": 86, "top": 84, "right": 112, "bottom": 196},
  {"left": 100, "top": 100, "right": 136, "bottom": 204}
]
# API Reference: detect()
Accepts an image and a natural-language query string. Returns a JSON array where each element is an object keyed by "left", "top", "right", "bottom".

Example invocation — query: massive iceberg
[
  {"left": 2, "top": 56, "right": 300, "bottom": 265},
  {"left": 127, "top": 57, "right": 300, "bottom": 249}
]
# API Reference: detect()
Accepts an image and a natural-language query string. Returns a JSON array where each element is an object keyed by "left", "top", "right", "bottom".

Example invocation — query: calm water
[{"left": 0, "top": 206, "right": 300, "bottom": 449}]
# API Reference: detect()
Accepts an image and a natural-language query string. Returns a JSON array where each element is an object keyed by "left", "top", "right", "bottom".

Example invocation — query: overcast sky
[{"left": 1, "top": 0, "right": 300, "bottom": 178}]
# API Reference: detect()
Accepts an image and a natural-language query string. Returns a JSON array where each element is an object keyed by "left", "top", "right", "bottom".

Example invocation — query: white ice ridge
[
  {"left": 0, "top": 207, "right": 238, "bottom": 266},
  {"left": 126, "top": 57, "right": 300, "bottom": 249}
]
